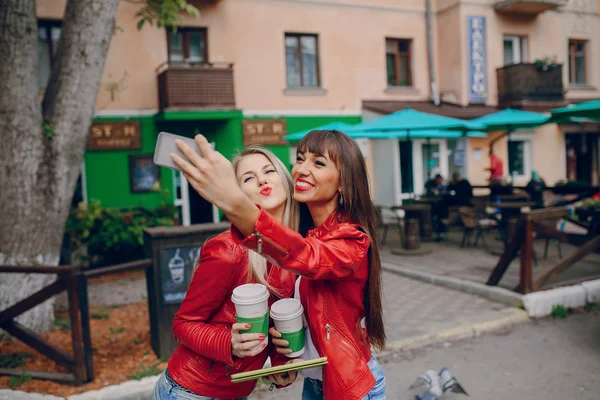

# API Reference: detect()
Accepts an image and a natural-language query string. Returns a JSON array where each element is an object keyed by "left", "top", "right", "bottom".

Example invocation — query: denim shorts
[
  {"left": 152, "top": 370, "right": 248, "bottom": 400},
  {"left": 301, "top": 355, "right": 386, "bottom": 400}
]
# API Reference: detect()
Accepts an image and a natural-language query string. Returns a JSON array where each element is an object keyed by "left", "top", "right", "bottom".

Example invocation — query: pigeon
[{"left": 409, "top": 367, "right": 468, "bottom": 399}]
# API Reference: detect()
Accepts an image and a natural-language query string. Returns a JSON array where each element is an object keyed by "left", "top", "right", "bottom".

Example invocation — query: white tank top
[{"left": 294, "top": 277, "right": 323, "bottom": 380}]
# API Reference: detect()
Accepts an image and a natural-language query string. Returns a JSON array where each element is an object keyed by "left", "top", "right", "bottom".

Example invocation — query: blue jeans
[
  {"left": 302, "top": 356, "right": 386, "bottom": 400},
  {"left": 152, "top": 370, "right": 248, "bottom": 400}
]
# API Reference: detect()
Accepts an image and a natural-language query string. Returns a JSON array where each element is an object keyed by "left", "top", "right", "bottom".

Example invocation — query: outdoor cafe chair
[{"left": 375, "top": 205, "right": 404, "bottom": 246}]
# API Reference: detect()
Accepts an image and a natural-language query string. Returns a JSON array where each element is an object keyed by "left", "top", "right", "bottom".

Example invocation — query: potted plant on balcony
[{"left": 534, "top": 56, "right": 558, "bottom": 72}]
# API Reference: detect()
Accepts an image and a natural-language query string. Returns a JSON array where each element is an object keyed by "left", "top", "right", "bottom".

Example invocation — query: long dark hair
[{"left": 297, "top": 130, "right": 386, "bottom": 351}]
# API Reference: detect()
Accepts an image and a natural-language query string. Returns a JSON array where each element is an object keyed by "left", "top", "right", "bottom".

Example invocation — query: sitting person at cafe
[
  {"left": 425, "top": 174, "right": 446, "bottom": 197},
  {"left": 525, "top": 170, "right": 546, "bottom": 208},
  {"left": 448, "top": 171, "right": 473, "bottom": 206}
]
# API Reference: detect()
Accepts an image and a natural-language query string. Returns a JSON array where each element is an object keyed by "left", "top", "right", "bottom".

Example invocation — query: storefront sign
[
  {"left": 468, "top": 16, "right": 487, "bottom": 104},
  {"left": 243, "top": 120, "right": 287, "bottom": 146},
  {"left": 87, "top": 121, "right": 141, "bottom": 150}
]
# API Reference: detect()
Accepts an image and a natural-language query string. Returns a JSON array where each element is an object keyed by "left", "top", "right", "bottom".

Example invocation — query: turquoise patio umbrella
[
  {"left": 344, "top": 129, "right": 487, "bottom": 181},
  {"left": 344, "top": 129, "right": 487, "bottom": 139},
  {"left": 344, "top": 109, "right": 485, "bottom": 182},
  {"left": 346, "top": 108, "right": 484, "bottom": 134},
  {"left": 550, "top": 99, "right": 600, "bottom": 120},
  {"left": 284, "top": 122, "right": 356, "bottom": 142},
  {"left": 470, "top": 108, "right": 550, "bottom": 132}
]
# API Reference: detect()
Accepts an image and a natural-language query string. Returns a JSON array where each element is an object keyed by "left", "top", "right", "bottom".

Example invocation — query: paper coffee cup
[
  {"left": 231, "top": 284, "right": 269, "bottom": 347},
  {"left": 270, "top": 298, "right": 305, "bottom": 357}
]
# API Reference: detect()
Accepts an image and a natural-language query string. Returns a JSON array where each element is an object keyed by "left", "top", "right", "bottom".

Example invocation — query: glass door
[{"left": 412, "top": 139, "right": 449, "bottom": 195}]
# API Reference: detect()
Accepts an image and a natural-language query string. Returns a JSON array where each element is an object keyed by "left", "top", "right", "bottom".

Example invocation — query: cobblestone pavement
[
  {"left": 56, "top": 266, "right": 517, "bottom": 346},
  {"left": 380, "top": 272, "right": 515, "bottom": 344},
  {"left": 252, "top": 309, "right": 600, "bottom": 400},
  {"left": 55, "top": 273, "right": 147, "bottom": 311}
]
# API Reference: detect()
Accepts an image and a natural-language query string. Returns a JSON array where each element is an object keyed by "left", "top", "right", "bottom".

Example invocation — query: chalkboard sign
[{"left": 158, "top": 245, "right": 201, "bottom": 305}]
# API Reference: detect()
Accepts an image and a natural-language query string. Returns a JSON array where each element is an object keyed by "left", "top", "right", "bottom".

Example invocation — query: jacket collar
[{"left": 307, "top": 210, "right": 344, "bottom": 238}]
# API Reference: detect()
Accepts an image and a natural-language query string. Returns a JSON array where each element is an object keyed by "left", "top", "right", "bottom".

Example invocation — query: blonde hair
[{"left": 232, "top": 146, "right": 299, "bottom": 297}]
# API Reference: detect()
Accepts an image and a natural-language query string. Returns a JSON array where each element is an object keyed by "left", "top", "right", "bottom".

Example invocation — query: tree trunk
[{"left": 0, "top": 0, "right": 120, "bottom": 337}]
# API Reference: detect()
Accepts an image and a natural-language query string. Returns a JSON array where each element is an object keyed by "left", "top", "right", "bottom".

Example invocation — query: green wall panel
[
  {"left": 85, "top": 116, "right": 172, "bottom": 210},
  {"left": 84, "top": 113, "right": 361, "bottom": 215}
]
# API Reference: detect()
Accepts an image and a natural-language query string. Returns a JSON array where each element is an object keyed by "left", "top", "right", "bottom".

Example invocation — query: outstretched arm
[{"left": 171, "top": 135, "right": 259, "bottom": 236}]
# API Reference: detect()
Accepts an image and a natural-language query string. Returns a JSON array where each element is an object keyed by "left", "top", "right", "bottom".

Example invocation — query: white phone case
[{"left": 153, "top": 132, "right": 203, "bottom": 171}]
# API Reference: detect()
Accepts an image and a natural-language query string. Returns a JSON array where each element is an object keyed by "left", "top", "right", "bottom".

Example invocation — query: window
[
  {"left": 503, "top": 36, "right": 527, "bottom": 66},
  {"left": 167, "top": 28, "right": 208, "bottom": 64},
  {"left": 285, "top": 33, "right": 320, "bottom": 87},
  {"left": 507, "top": 138, "right": 533, "bottom": 179},
  {"left": 38, "top": 20, "right": 62, "bottom": 88},
  {"left": 386, "top": 38, "right": 412, "bottom": 87},
  {"left": 568, "top": 39, "right": 587, "bottom": 85}
]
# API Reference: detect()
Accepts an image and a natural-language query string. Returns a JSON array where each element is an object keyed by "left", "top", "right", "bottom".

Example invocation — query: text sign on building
[
  {"left": 243, "top": 120, "right": 287, "bottom": 146},
  {"left": 468, "top": 16, "right": 487, "bottom": 104},
  {"left": 87, "top": 121, "right": 141, "bottom": 150}
]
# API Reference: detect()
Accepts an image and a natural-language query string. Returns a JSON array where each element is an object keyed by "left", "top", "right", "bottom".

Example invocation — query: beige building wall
[
  {"left": 37, "top": 0, "right": 438, "bottom": 113},
  {"left": 36, "top": 0, "right": 598, "bottom": 191},
  {"left": 436, "top": 3, "right": 464, "bottom": 104},
  {"left": 37, "top": 0, "right": 600, "bottom": 111},
  {"left": 467, "top": 125, "right": 566, "bottom": 188}
]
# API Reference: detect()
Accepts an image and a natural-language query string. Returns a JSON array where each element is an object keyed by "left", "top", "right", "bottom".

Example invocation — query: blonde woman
[{"left": 153, "top": 146, "right": 299, "bottom": 400}]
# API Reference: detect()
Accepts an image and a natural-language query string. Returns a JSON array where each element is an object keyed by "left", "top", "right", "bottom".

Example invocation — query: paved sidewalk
[
  {"left": 3, "top": 256, "right": 530, "bottom": 400},
  {"left": 55, "top": 273, "right": 147, "bottom": 311},
  {"left": 380, "top": 272, "right": 525, "bottom": 347},
  {"left": 55, "top": 266, "right": 525, "bottom": 348},
  {"left": 380, "top": 229, "right": 600, "bottom": 291},
  {"left": 253, "top": 309, "right": 600, "bottom": 400}
]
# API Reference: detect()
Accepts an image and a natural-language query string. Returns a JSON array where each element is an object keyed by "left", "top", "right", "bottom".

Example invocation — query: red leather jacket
[
  {"left": 232, "top": 208, "right": 376, "bottom": 400},
  {"left": 167, "top": 232, "right": 295, "bottom": 399}
]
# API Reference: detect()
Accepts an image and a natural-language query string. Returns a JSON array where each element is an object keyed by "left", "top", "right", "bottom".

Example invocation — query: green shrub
[{"left": 65, "top": 191, "right": 178, "bottom": 268}]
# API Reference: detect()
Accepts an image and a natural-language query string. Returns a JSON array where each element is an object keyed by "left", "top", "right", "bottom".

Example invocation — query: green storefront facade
[{"left": 82, "top": 111, "right": 360, "bottom": 224}]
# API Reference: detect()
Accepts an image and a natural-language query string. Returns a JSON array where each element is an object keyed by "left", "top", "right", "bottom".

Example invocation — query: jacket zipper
[
  {"left": 252, "top": 232, "right": 288, "bottom": 255},
  {"left": 324, "top": 323, "right": 360, "bottom": 358}
]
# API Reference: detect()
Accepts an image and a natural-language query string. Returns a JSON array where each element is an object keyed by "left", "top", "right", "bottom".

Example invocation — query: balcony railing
[
  {"left": 494, "top": 0, "right": 568, "bottom": 16},
  {"left": 157, "top": 62, "right": 235, "bottom": 109},
  {"left": 496, "top": 63, "right": 564, "bottom": 105}
]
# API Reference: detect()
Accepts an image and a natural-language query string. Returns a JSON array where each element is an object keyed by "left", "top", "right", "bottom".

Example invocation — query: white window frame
[
  {"left": 412, "top": 139, "right": 449, "bottom": 196},
  {"left": 503, "top": 35, "right": 527, "bottom": 65},
  {"left": 173, "top": 170, "right": 191, "bottom": 226},
  {"left": 507, "top": 132, "right": 533, "bottom": 181},
  {"left": 173, "top": 141, "right": 219, "bottom": 225}
]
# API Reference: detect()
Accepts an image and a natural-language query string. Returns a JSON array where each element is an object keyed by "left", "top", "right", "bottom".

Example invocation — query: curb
[
  {"left": 0, "top": 376, "right": 160, "bottom": 400},
  {"left": 523, "top": 279, "right": 600, "bottom": 317},
  {"left": 381, "top": 308, "right": 530, "bottom": 352},
  {"left": 0, "top": 389, "right": 64, "bottom": 400},
  {"left": 382, "top": 262, "right": 524, "bottom": 307},
  {"left": 66, "top": 375, "right": 159, "bottom": 400}
]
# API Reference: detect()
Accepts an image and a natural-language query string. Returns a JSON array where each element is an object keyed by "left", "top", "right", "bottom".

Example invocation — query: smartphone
[{"left": 153, "top": 132, "right": 203, "bottom": 171}]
